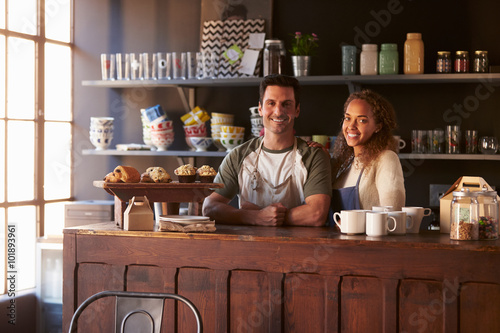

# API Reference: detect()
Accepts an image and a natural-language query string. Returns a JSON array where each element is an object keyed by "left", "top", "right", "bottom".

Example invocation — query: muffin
[
  {"left": 141, "top": 167, "right": 172, "bottom": 183},
  {"left": 174, "top": 164, "right": 197, "bottom": 183},
  {"left": 197, "top": 165, "right": 217, "bottom": 183}
]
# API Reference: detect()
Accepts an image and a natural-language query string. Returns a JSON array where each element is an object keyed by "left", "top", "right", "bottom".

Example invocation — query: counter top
[{"left": 64, "top": 222, "right": 500, "bottom": 252}]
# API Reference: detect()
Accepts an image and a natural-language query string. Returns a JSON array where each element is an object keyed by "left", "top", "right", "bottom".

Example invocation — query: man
[{"left": 203, "top": 74, "right": 331, "bottom": 226}]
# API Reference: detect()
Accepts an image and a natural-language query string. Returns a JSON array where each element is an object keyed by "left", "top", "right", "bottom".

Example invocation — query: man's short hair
[{"left": 259, "top": 74, "right": 300, "bottom": 107}]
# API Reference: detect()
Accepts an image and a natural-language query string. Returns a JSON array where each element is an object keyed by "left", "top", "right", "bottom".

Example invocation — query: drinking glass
[{"left": 479, "top": 136, "right": 498, "bottom": 154}]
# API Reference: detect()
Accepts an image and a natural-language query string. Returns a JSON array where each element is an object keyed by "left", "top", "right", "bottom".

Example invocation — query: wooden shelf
[{"left": 398, "top": 153, "right": 500, "bottom": 160}]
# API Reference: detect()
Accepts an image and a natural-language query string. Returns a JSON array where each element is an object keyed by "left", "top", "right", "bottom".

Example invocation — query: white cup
[
  {"left": 333, "top": 210, "right": 367, "bottom": 235},
  {"left": 173, "top": 52, "right": 187, "bottom": 79},
  {"left": 388, "top": 211, "right": 413, "bottom": 235},
  {"left": 394, "top": 135, "right": 406, "bottom": 152},
  {"left": 156, "top": 52, "right": 172, "bottom": 80},
  {"left": 372, "top": 205, "right": 394, "bottom": 212},
  {"left": 100, "top": 53, "right": 116, "bottom": 80},
  {"left": 116, "top": 53, "right": 130, "bottom": 80},
  {"left": 366, "top": 212, "right": 397, "bottom": 236},
  {"left": 402, "top": 207, "right": 432, "bottom": 233}
]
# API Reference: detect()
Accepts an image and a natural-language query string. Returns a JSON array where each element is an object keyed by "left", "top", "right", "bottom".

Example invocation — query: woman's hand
[{"left": 307, "top": 140, "right": 330, "bottom": 155}]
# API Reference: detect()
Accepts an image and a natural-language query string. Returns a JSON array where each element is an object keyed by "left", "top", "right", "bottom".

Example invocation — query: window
[{"left": 0, "top": 0, "right": 73, "bottom": 294}]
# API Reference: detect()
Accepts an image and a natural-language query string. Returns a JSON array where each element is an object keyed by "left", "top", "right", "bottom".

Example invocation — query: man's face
[{"left": 258, "top": 85, "right": 300, "bottom": 135}]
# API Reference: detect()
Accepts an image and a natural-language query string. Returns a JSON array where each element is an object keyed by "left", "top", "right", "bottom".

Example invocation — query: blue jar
[
  {"left": 379, "top": 43, "right": 399, "bottom": 75},
  {"left": 341, "top": 45, "right": 357, "bottom": 75}
]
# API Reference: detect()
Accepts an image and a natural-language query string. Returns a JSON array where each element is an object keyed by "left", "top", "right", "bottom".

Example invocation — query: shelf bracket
[
  {"left": 347, "top": 81, "right": 362, "bottom": 94},
  {"left": 176, "top": 156, "right": 195, "bottom": 167},
  {"left": 176, "top": 87, "right": 196, "bottom": 113}
]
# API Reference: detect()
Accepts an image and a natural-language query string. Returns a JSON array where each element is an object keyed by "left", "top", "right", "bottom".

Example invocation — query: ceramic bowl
[
  {"left": 221, "top": 137, "right": 244, "bottom": 151},
  {"left": 90, "top": 134, "right": 113, "bottom": 150},
  {"left": 221, "top": 125, "right": 245, "bottom": 134},
  {"left": 151, "top": 120, "right": 173, "bottom": 131},
  {"left": 211, "top": 112, "right": 234, "bottom": 125},
  {"left": 211, "top": 133, "right": 226, "bottom": 151},
  {"left": 150, "top": 130, "right": 174, "bottom": 151},
  {"left": 189, "top": 137, "right": 213, "bottom": 152},
  {"left": 220, "top": 132, "right": 245, "bottom": 141},
  {"left": 184, "top": 124, "right": 207, "bottom": 137},
  {"left": 90, "top": 117, "right": 114, "bottom": 127}
]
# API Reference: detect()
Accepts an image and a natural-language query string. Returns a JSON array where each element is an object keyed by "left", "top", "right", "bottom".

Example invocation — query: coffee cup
[
  {"left": 388, "top": 211, "right": 413, "bottom": 235},
  {"left": 372, "top": 205, "right": 394, "bottom": 212},
  {"left": 402, "top": 207, "right": 432, "bottom": 233},
  {"left": 366, "top": 212, "right": 397, "bottom": 236},
  {"left": 333, "top": 210, "right": 366, "bottom": 235},
  {"left": 394, "top": 135, "right": 406, "bottom": 152}
]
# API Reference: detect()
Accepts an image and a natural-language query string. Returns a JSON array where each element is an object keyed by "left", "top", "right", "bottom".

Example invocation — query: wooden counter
[{"left": 63, "top": 223, "right": 500, "bottom": 332}]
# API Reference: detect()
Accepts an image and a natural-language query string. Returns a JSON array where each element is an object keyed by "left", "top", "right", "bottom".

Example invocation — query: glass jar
[
  {"left": 475, "top": 190, "right": 499, "bottom": 240},
  {"left": 342, "top": 45, "right": 357, "bottom": 75},
  {"left": 454, "top": 51, "right": 469, "bottom": 73},
  {"left": 404, "top": 33, "right": 424, "bottom": 74},
  {"left": 450, "top": 188, "right": 478, "bottom": 240},
  {"left": 445, "top": 125, "right": 461, "bottom": 154},
  {"left": 436, "top": 51, "right": 451, "bottom": 73},
  {"left": 263, "top": 39, "right": 285, "bottom": 76},
  {"left": 360, "top": 44, "right": 378, "bottom": 75},
  {"left": 473, "top": 50, "right": 489, "bottom": 73},
  {"left": 379, "top": 43, "right": 399, "bottom": 75}
]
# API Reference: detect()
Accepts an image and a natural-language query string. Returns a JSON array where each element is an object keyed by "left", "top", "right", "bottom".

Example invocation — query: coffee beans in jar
[
  {"left": 473, "top": 50, "right": 489, "bottom": 73},
  {"left": 454, "top": 51, "right": 469, "bottom": 73},
  {"left": 436, "top": 51, "right": 451, "bottom": 73}
]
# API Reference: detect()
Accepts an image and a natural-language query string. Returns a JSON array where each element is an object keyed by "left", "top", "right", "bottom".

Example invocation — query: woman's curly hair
[{"left": 331, "top": 89, "right": 398, "bottom": 181}]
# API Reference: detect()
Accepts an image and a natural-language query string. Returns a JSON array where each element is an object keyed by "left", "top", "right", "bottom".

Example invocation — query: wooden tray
[{"left": 93, "top": 180, "right": 223, "bottom": 203}]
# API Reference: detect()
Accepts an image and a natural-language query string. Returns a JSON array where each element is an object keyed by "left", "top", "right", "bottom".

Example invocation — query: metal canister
[
  {"left": 263, "top": 39, "right": 285, "bottom": 76},
  {"left": 454, "top": 51, "right": 469, "bottom": 73},
  {"left": 473, "top": 50, "right": 489, "bottom": 73},
  {"left": 436, "top": 51, "right": 451, "bottom": 73}
]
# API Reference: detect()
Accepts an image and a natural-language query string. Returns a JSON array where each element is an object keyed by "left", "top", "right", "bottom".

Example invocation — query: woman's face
[{"left": 342, "top": 99, "right": 381, "bottom": 154}]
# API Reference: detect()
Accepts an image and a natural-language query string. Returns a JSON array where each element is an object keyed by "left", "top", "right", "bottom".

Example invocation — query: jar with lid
[
  {"left": 454, "top": 51, "right": 469, "bottom": 73},
  {"left": 474, "top": 189, "right": 499, "bottom": 240},
  {"left": 379, "top": 43, "right": 399, "bottom": 75},
  {"left": 450, "top": 188, "right": 478, "bottom": 240},
  {"left": 404, "top": 33, "right": 424, "bottom": 74},
  {"left": 360, "top": 44, "right": 378, "bottom": 75},
  {"left": 436, "top": 51, "right": 451, "bottom": 73},
  {"left": 263, "top": 39, "right": 285, "bottom": 76},
  {"left": 473, "top": 50, "right": 489, "bottom": 73}
]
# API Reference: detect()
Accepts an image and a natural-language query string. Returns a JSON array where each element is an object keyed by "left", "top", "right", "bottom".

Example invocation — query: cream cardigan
[{"left": 333, "top": 150, "right": 406, "bottom": 210}]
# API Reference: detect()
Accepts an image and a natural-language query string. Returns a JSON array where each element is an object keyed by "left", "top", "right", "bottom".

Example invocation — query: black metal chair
[{"left": 68, "top": 290, "right": 202, "bottom": 333}]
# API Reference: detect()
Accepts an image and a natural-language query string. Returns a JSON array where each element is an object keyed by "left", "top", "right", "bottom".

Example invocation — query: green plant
[{"left": 289, "top": 32, "right": 319, "bottom": 56}]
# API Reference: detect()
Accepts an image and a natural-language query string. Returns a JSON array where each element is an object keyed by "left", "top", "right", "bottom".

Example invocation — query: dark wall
[{"left": 74, "top": 0, "right": 500, "bottom": 211}]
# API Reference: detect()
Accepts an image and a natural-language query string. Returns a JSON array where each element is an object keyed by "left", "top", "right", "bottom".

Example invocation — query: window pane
[
  {"left": 44, "top": 122, "right": 71, "bottom": 200},
  {"left": 7, "top": 121, "right": 34, "bottom": 201},
  {"left": 0, "top": 120, "right": 4, "bottom": 202},
  {"left": 0, "top": 208, "right": 5, "bottom": 294},
  {"left": 44, "top": 202, "right": 66, "bottom": 236},
  {"left": 0, "top": 35, "right": 5, "bottom": 118},
  {"left": 45, "top": 0, "right": 70, "bottom": 42},
  {"left": 7, "top": 0, "right": 37, "bottom": 35},
  {"left": 0, "top": 0, "right": 5, "bottom": 29},
  {"left": 45, "top": 43, "right": 71, "bottom": 121},
  {"left": 8, "top": 206, "right": 36, "bottom": 291},
  {"left": 7, "top": 37, "right": 35, "bottom": 120}
]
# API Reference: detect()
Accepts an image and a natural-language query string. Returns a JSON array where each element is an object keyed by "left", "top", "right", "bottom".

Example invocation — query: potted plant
[{"left": 289, "top": 32, "right": 319, "bottom": 76}]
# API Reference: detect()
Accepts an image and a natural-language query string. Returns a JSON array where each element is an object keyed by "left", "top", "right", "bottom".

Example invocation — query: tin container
[
  {"left": 436, "top": 51, "right": 451, "bottom": 73},
  {"left": 454, "top": 51, "right": 469, "bottom": 73},
  {"left": 473, "top": 50, "right": 489, "bottom": 73}
]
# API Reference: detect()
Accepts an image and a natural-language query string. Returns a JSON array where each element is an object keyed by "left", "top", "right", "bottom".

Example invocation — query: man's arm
[
  {"left": 202, "top": 192, "right": 286, "bottom": 226},
  {"left": 285, "top": 193, "right": 330, "bottom": 226}
]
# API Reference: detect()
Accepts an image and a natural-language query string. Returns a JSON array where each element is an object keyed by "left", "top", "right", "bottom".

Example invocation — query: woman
[{"left": 330, "top": 89, "right": 405, "bottom": 211}]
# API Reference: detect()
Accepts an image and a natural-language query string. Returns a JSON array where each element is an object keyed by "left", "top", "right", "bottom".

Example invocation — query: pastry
[
  {"left": 140, "top": 172, "right": 154, "bottom": 183},
  {"left": 174, "top": 164, "right": 197, "bottom": 183},
  {"left": 197, "top": 165, "right": 217, "bottom": 183},
  {"left": 104, "top": 165, "right": 140, "bottom": 183},
  {"left": 148, "top": 167, "right": 172, "bottom": 183}
]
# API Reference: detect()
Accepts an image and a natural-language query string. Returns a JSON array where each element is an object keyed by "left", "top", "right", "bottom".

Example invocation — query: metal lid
[
  {"left": 474, "top": 50, "right": 488, "bottom": 55},
  {"left": 452, "top": 188, "right": 475, "bottom": 197},
  {"left": 265, "top": 39, "right": 284, "bottom": 47},
  {"left": 473, "top": 189, "right": 497, "bottom": 197},
  {"left": 456, "top": 50, "right": 469, "bottom": 56},
  {"left": 437, "top": 51, "right": 451, "bottom": 56}
]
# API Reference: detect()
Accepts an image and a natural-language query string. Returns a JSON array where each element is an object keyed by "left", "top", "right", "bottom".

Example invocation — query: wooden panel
[
  {"left": 76, "top": 263, "right": 125, "bottom": 332},
  {"left": 63, "top": 233, "right": 76, "bottom": 333},
  {"left": 460, "top": 282, "right": 500, "bottom": 333},
  {"left": 399, "top": 279, "right": 445, "bottom": 333},
  {"left": 341, "top": 276, "right": 384, "bottom": 333},
  {"left": 126, "top": 265, "right": 177, "bottom": 332},
  {"left": 284, "top": 273, "right": 339, "bottom": 332},
  {"left": 229, "top": 270, "right": 283, "bottom": 333}
]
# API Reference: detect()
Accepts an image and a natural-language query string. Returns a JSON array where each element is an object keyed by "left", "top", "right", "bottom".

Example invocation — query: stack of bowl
[
  {"left": 140, "top": 112, "right": 153, "bottom": 147},
  {"left": 211, "top": 112, "right": 234, "bottom": 151},
  {"left": 220, "top": 126, "right": 245, "bottom": 151},
  {"left": 249, "top": 106, "right": 263, "bottom": 138},
  {"left": 89, "top": 117, "right": 114, "bottom": 150},
  {"left": 183, "top": 123, "right": 207, "bottom": 150},
  {"left": 150, "top": 120, "right": 174, "bottom": 151}
]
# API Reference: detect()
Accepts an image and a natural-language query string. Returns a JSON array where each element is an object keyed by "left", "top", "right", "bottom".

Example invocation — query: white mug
[
  {"left": 366, "top": 212, "right": 397, "bottom": 236},
  {"left": 402, "top": 207, "right": 432, "bottom": 233},
  {"left": 388, "top": 211, "right": 413, "bottom": 235},
  {"left": 394, "top": 135, "right": 406, "bottom": 152},
  {"left": 372, "top": 205, "right": 394, "bottom": 212},
  {"left": 333, "top": 210, "right": 366, "bottom": 235}
]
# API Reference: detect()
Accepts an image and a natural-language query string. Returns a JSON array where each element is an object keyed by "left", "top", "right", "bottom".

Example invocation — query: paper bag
[
  {"left": 439, "top": 176, "right": 496, "bottom": 233},
  {"left": 124, "top": 196, "right": 155, "bottom": 231}
]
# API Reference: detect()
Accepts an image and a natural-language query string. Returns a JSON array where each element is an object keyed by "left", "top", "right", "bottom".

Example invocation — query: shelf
[
  {"left": 82, "top": 73, "right": 500, "bottom": 89},
  {"left": 398, "top": 153, "right": 500, "bottom": 160},
  {"left": 83, "top": 149, "right": 500, "bottom": 161}
]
